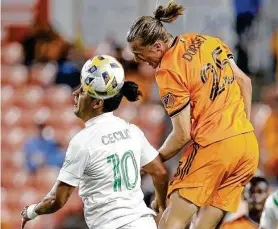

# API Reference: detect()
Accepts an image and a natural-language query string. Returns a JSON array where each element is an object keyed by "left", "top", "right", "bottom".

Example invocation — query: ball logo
[
  {"left": 85, "top": 76, "right": 94, "bottom": 85},
  {"left": 110, "top": 63, "right": 120, "bottom": 68},
  {"left": 98, "top": 55, "right": 105, "bottom": 60},
  {"left": 111, "top": 78, "right": 117, "bottom": 88},
  {"left": 87, "top": 65, "right": 97, "bottom": 74},
  {"left": 102, "top": 72, "right": 111, "bottom": 85},
  {"left": 161, "top": 93, "right": 175, "bottom": 108}
]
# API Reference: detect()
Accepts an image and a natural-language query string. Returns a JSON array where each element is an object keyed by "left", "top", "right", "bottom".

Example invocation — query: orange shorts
[{"left": 167, "top": 132, "right": 259, "bottom": 212}]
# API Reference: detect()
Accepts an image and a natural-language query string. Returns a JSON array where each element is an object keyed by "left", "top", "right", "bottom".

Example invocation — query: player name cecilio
[{"left": 101, "top": 129, "right": 131, "bottom": 145}]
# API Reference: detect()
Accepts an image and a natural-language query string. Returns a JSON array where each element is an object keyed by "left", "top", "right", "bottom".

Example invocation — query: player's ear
[
  {"left": 92, "top": 99, "right": 104, "bottom": 110},
  {"left": 153, "top": 41, "right": 162, "bottom": 51}
]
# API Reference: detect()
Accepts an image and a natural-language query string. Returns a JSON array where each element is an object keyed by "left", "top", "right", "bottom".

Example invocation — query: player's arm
[
  {"left": 159, "top": 104, "right": 192, "bottom": 162},
  {"left": 21, "top": 140, "right": 89, "bottom": 228},
  {"left": 143, "top": 155, "right": 169, "bottom": 211},
  {"left": 34, "top": 181, "right": 74, "bottom": 214},
  {"left": 229, "top": 59, "right": 252, "bottom": 120},
  {"left": 21, "top": 181, "right": 74, "bottom": 220},
  {"left": 136, "top": 125, "right": 169, "bottom": 211},
  {"left": 156, "top": 69, "right": 192, "bottom": 162}
]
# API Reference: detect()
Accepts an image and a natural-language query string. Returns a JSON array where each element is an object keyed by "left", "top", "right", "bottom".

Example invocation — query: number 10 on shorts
[{"left": 107, "top": 151, "right": 139, "bottom": 192}]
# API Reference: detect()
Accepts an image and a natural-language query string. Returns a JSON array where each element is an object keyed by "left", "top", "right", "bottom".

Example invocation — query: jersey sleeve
[
  {"left": 131, "top": 125, "right": 159, "bottom": 167},
  {"left": 57, "top": 140, "right": 90, "bottom": 187},
  {"left": 217, "top": 39, "right": 234, "bottom": 60},
  {"left": 155, "top": 69, "right": 190, "bottom": 118},
  {"left": 260, "top": 196, "right": 278, "bottom": 229},
  {"left": 140, "top": 134, "right": 159, "bottom": 167}
]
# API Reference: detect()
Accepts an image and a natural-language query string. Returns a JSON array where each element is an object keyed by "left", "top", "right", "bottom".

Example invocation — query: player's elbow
[
  {"left": 243, "top": 75, "right": 252, "bottom": 87},
  {"left": 152, "top": 166, "right": 169, "bottom": 184},
  {"left": 174, "top": 129, "right": 191, "bottom": 146},
  {"left": 236, "top": 72, "right": 252, "bottom": 87}
]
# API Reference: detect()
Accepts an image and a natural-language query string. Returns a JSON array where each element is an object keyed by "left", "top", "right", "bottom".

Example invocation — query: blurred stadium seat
[
  {"left": 30, "top": 63, "right": 57, "bottom": 87},
  {"left": 44, "top": 85, "right": 73, "bottom": 107}
]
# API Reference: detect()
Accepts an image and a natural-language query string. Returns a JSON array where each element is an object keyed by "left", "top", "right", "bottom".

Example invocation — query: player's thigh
[
  {"left": 122, "top": 215, "right": 157, "bottom": 229},
  {"left": 212, "top": 132, "right": 259, "bottom": 212},
  {"left": 159, "top": 190, "right": 198, "bottom": 229},
  {"left": 168, "top": 143, "right": 227, "bottom": 208},
  {"left": 193, "top": 206, "right": 225, "bottom": 229}
]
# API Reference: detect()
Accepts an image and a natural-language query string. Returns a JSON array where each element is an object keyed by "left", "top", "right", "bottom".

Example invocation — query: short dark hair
[
  {"left": 103, "top": 81, "right": 142, "bottom": 112},
  {"left": 127, "top": 1, "right": 184, "bottom": 46},
  {"left": 249, "top": 176, "right": 269, "bottom": 187}
]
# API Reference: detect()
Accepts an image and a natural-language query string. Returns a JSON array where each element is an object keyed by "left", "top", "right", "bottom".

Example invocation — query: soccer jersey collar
[
  {"left": 85, "top": 112, "right": 114, "bottom": 127},
  {"left": 169, "top": 36, "right": 178, "bottom": 48}
]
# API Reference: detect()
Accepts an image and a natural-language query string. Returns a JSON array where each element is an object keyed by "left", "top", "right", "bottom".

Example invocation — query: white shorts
[{"left": 120, "top": 215, "right": 157, "bottom": 229}]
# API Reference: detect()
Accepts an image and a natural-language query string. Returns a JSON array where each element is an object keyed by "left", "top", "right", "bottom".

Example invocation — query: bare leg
[
  {"left": 193, "top": 206, "right": 225, "bottom": 229},
  {"left": 159, "top": 191, "right": 198, "bottom": 229}
]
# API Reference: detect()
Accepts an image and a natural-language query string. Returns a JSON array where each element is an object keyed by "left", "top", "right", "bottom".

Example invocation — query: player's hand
[
  {"left": 21, "top": 206, "right": 31, "bottom": 229},
  {"left": 151, "top": 198, "right": 159, "bottom": 213},
  {"left": 154, "top": 209, "right": 164, "bottom": 225}
]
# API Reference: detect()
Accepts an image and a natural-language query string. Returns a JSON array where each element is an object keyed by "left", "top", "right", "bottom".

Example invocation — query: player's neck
[{"left": 81, "top": 111, "right": 104, "bottom": 123}]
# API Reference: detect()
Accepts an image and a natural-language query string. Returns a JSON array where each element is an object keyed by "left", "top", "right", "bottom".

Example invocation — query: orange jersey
[
  {"left": 221, "top": 216, "right": 258, "bottom": 229},
  {"left": 156, "top": 33, "right": 254, "bottom": 146}
]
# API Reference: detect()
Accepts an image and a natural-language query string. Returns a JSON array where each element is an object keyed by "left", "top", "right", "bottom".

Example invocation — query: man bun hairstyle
[
  {"left": 127, "top": 1, "right": 184, "bottom": 46},
  {"left": 154, "top": 1, "right": 184, "bottom": 23},
  {"left": 103, "top": 81, "right": 142, "bottom": 112}
]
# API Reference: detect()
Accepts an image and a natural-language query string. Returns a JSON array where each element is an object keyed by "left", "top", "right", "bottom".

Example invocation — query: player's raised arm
[
  {"left": 159, "top": 105, "right": 192, "bottom": 162},
  {"left": 21, "top": 181, "right": 75, "bottom": 228},
  {"left": 229, "top": 59, "right": 252, "bottom": 120}
]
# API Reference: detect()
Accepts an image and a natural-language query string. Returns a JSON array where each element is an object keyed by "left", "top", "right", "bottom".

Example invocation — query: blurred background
[{"left": 1, "top": 0, "right": 278, "bottom": 228}]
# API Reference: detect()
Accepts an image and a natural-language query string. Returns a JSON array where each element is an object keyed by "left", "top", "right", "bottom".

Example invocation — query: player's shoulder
[
  {"left": 158, "top": 33, "right": 212, "bottom": 72},
  {"left": 69, "top": 126, "right": 93, "bottom": 148},
  {"left": 128, "top": 123, "right": 144, "bottom": 138},
  {"left": 265, "top": 190, "right": 278, "bottom": 208}
]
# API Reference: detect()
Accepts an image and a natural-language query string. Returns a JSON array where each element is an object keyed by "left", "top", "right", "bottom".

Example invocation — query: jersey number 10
[
  {"left": 200, "top": 46, "right": 235, "bottom": 101},
  {"left": 107, "top": 151, "right": 138, "bottom": 192}
]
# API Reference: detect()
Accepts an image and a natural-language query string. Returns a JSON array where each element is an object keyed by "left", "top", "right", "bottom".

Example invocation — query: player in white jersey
[
  {"left": 21, "top": 59, "right": 169, "bottom": 229},
  {"left": 260, "top": 190, "right": 278, "bottom": 229}
]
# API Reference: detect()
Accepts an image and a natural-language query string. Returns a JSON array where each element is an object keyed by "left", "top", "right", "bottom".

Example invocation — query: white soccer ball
[{"left": 81, "top": 55, "right": 125, "bottom": 99}]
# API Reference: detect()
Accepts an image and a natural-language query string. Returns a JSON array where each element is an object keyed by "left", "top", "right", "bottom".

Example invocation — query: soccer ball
[{"left": 81, "top": 55, "right": 125, "bottom": 99}]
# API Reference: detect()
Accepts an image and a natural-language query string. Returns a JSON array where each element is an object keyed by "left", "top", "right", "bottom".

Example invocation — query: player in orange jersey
[
  {"left": 127, "top": 2, "right": 259, "bottom": 229},
  {"left": 221, "top": 177, "right": 269, "bottom": 229}
]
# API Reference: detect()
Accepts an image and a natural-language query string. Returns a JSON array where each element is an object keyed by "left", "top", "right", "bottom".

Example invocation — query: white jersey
[
  {"left": 260, "top": 190, "right": 278, "bottom": 229},
  {"left": 57, "top": 112, "right": 158, "bottom": 229}
]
